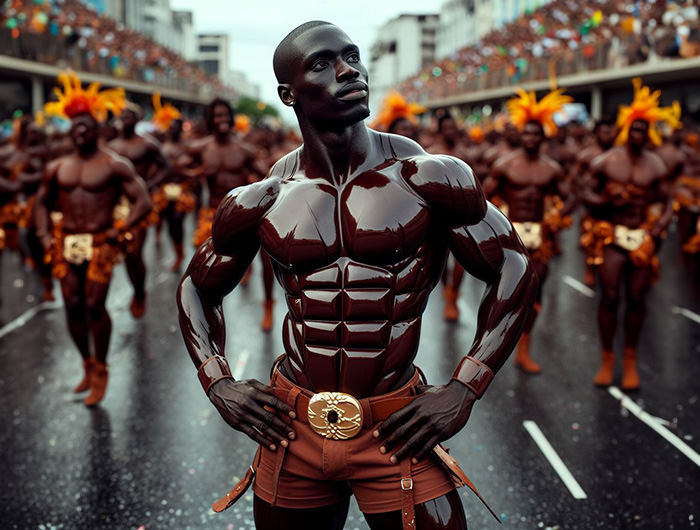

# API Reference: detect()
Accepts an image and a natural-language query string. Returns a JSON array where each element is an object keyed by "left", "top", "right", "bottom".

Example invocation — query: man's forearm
[
  {"left": 177, "top": 275, "right": 233, "bottom": 393},
  {"left": 452, "top": 249, "right": 537, "bottom": 397}
]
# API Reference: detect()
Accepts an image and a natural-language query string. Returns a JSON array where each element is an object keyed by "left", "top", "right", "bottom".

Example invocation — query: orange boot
[
  {"left": 73, "top": 357, "right": 95, "bottom": 393},
  {"left": 261, "top": 299, "right": 274, "bottom": 332},
  {"left": 84, "top": 360, "right": 108, "bottom": 406},
  {"left": 130, "top": 294, "right": 146, "bottom": 318},
  {"left": 241, "top": 266, "right": 253, "bottom": 287},
  {"left": 621, "top": 347, "right": 640, "bottom": 391},
  {"left": 171, "top": 241, "right": 184, "bottom": 272},
  {"left": 514, "top": 333, "right": 541, "bottom": 374},
  {"left": 443, "top": 286, "right": 459, "bottom": 322},
  {"left": 593, "top": 349, "right": 615, "bottom": 387}
]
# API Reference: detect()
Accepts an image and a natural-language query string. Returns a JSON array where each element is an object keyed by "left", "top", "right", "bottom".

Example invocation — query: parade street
[{"left": 1, "top": 216, "right": 698, "bottom": 530}]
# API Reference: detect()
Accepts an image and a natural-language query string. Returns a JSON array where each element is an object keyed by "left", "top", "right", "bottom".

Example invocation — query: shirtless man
[
  {"left": 35, "top": 106, "right": 152, "bottom": 406},
  {"left": 582, "top": 119, "right": 672, "bottom": 390},
  {"left": 6, "top": 120, "right": 55, "bottom": 301},
  {"left": 187, "top": 98, "right": 269, "bottom": 324},
  {"left": 574, "top": 116, "right": 617, "bottom": 286},
  {"left": 158, "top": 118, "right": 196, "bottom": 271},
  {"left": 484, "top": 120, "right": 574, "bottom": 374},
  {"left": 188, "top": 98, "right": 267, "bottom": 248},
  {"left": 427, "top": 113, "right": 475, "bottom": 322},
  {"left": 108, "top": 105, "right": 169, "bottom": 317},
  {"left": 178, "top": 21, "right": 536, "bottom": 530}
]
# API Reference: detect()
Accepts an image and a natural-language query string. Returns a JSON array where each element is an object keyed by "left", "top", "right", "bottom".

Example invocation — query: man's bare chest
[
  {"left": 259, "top": 172, "right": 431, "bottom": 271},
  {"left": 202, "top": 145, "right": 247, "bottom": 172},
  {"left": 57, "top": 159, "right": 114, "bottom": 192}
]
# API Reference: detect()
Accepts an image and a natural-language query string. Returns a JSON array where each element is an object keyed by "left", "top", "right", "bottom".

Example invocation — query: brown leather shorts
[{"left": 252, "top": 367, "right": 456, "bottom": 514}]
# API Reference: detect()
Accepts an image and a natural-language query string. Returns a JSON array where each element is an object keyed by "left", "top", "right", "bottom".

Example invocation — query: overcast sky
[{"left": 169, "top": 0, "right": 437, "bottom": 123}]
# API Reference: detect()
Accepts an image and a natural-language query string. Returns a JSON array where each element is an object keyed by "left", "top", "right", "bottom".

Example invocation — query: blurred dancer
[
  {"left": 582, "top": 79, "right": 678, "bottom": 390},
  {"left": 188, "top": 98, "right": 266, "bottom": 248},
  {"left": 108, "top": 103, "right": 169, "bottom": 317},
  {"left": 575, "top": 115, "right": 617, "bottom": 286},
  {"left": 150, "top": 93, "right": 196, "bottom": 272},
  {"left": 484, "top": 88, "right": 575, "bottom": 373},
  {"left": 36, "top": 72, "right": 152, "bottom": 405}
]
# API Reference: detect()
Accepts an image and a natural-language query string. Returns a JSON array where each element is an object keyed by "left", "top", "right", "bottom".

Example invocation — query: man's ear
[{"left": 278, "top": 84, "right": 296, "bottom": 107}]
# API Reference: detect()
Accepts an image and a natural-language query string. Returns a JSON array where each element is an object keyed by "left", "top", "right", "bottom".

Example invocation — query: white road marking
[
  {"left": 523, "top": 420, "right": 588, "bottom": 500},
  {"left": 232, "top": 349, "right": 250, "bottom": 380},
  {"left": 608, "top": 387, "right": 700, "bottom": 468},
  {"left": 0, "top": 300, "right": 63, "bottom": 340},
  {"left": 562, "top": 275, "right": 595, "bottom": 298},
  {"left": 671, "top": 306, "right": 700, "bottom": 326}
]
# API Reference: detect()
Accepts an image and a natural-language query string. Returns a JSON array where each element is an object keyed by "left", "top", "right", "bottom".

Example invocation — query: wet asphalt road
[{"left": 0, "top": 213, "right": 698, "bottom": 530}]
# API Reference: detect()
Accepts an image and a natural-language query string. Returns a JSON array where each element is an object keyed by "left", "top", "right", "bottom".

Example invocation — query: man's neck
[
  {"left": 299, "top": 120, "right": 371, "bottom": 185},
  {"left": 214, "top": 130, "right": 231, "bottom": 145}
]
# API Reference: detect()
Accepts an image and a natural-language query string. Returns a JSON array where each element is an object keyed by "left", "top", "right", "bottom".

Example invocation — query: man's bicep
[
  {"left": 186, "top": 239, "right": 255, "bottom": 301},
  {"left": 448, "top": 202, "right": 524, "bottom": 283}
]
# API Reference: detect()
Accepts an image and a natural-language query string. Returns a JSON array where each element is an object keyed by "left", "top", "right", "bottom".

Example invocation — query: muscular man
[
  {"left": 582, "top": 119, "right": 672, "bottom": 390},
  {"left": 484, "top": 120, "right": 574, "bottom": 374},
  {"left": 178, "top": 21, "right": 536, "bottom": 530},
  {"left": 158, "top": 118, "right": 196, "bottom": 271},
  {"left": 108, "top": 105, "right": 169, "bottom": 317},
  {"left": 7, "top": 119, "right": 55, "bottom": 301},
  {"left": 188, "top": 98, "right": 266, "bottom": 248},
  {"left": 574, "top": 116, "right": 617, "bottom": 286},
  {"left": 35, "top": 105, "right": 152, "bottom": 406}
]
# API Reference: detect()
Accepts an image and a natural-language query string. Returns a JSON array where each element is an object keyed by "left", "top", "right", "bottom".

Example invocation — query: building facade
[{"left": 369, "top": 13, "right": 440, "bottom": 118}]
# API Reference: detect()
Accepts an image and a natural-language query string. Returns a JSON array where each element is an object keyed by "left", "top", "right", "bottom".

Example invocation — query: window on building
[
  {"left": 199, "top": 60, "right": 220, "bottom": 75},
  {"left": 199, "top": 44, "right": 220, "bottom": 53}
]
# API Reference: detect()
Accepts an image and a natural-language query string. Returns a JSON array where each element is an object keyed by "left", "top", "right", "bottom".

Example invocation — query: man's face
[
  {"left": 287, "top": 25, "right": 369, "bottom": 128},
  {"left": 212, "top": 104, "right": 233, "bottom": 134},
  {"left": 121, "top": 109, "right": 138, "bottom": 130},
  {"left": 70, "top": 113, "right": 99, "bottom": 149},
  {"left": 440, "top": 118, "right": 458, "bottom": 143},
  {"left": 596, "top": 124, "right": 616, "bottom": 148},
  {"left": 26, "top": 124, "right": 45, "bottom": 146},
  {"left": 628, "top": 119, "right": 649, "bottom": 148},
  {"left": 521, "top": 122, "right": 544, "bottom": 151}
]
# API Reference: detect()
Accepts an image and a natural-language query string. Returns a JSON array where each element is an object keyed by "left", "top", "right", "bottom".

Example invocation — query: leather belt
[{"left": 273, "top": 386, "right": 415, "bottom": 440}]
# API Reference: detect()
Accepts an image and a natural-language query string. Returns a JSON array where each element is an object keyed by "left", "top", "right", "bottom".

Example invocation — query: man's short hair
[
  {"left": 594, "top": 114, "right": 616, "bottom": 130},
  {"left": 273, "top": 20, "right": 333, "bottom": 84}
]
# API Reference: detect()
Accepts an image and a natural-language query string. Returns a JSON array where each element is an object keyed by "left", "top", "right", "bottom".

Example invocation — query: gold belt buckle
[
  {"left": 164, "top": 183, "right": 182, "bottom": 201},
  {"left": 614, "top": 225, "right": 645, "bottom": 252},
  {"left": 513, "top": 221, "right": 543, "bottom": 250},
  {"left": 307, "top": 392, "right": 363, "bottom": 440},
  {"left": 63, "top": 234, "right": 94, "bottom": 265}
]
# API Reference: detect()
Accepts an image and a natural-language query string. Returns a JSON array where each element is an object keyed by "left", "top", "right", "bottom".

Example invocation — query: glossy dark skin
[
  {"left": 34, "top": 113, "right": 151, "bottom": 362},
  {"left": 177, "top": 23, "right": 536, "bottom": 529}
]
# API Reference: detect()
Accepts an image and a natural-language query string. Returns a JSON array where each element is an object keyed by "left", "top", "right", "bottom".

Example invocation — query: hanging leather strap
[
  {"left": 400, "top": 457, "right": 416, "bottom": 529},
  {"left": 212, "top": 447, "right": 262, "bottom": 513}
]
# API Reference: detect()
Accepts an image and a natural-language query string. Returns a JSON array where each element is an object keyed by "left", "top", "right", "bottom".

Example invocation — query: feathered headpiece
[
  {"left": 506, "top": 88, "right": 573, "bottom": 137},
  {"left": 234, "top": 114, "right": 251, "bottom": 134},
  {"left": 44, "top": 71, "right": 126, "bottom": 122},
  {"left": 615, "top": 78, "right": 681, "bottom": 146},
  {"left": 372, "top": 90, "right": 427, "bottom": 131},
  {"left": 151, "top": 92, "right": 181, "bottom": 132}
]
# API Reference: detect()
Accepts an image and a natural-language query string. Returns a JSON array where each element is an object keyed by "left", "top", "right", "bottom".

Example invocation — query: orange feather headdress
[
  {"left": 151, "top": 92, "right": 181, "bottom": 132},
  {"left": 44, "top": 71, "right": 126, "bottom": 122},
  {"left": 506, "top": 88, "right": 573, "bottom": 137},
  {"left": 372, "top": 90, "right": 427, "bottom": 131},
  {"left": 615, "top": 78, "right": 681, "bottom": 146}
]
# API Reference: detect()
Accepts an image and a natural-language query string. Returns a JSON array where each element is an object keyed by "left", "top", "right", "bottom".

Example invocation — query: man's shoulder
[{"left": 269, "top": 147, "right": 302, "bottom": 180}]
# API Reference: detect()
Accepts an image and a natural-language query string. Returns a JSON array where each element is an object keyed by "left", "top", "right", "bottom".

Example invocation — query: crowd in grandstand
[
  {"left": 0, "top": 0, "right": 228, "bottom": 96},
  {"left": 400, "top": 0, "right": 700, "bottom": 102}
]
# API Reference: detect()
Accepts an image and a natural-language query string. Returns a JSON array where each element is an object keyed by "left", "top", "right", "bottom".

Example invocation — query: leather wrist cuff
[
  {"left": 197, "top": 355, "right": 233, "bottom": 394},
  {"left": 451, "top": 356, "right": 495, "bottom": 399}
]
